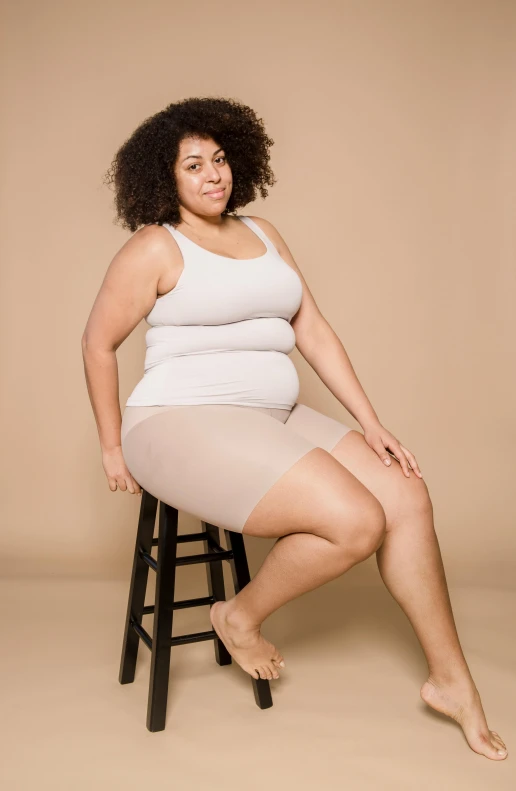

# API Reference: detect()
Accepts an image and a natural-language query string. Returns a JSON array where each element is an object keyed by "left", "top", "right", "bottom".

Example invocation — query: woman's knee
[
  {"left": 298, "top": 452, "right": 387, "bottom": 556},
  {"left": 391, "top": 475, "right": 433, "bottom": 527},
  {"left": 346, "top": 494, "right": 387, "bottom": 558}
]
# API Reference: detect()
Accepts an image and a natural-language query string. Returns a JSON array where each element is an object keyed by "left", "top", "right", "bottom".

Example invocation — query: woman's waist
[
  {"left": 143, "top": 319, "right": 296, "bottom": 370},
  {"left": 143, "top": 347, "right": 296, "bottom": 372},
  {"left": 125, "top": 350, "right": 299, "bottom": 408}
]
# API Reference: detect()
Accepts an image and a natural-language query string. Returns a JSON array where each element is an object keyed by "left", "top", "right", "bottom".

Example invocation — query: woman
[{"left": 82, "top": 96, "right": 507, "bottom": 760}]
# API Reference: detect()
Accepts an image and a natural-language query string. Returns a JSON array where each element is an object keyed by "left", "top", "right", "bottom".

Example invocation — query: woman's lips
[{"left": 205, "top": 188, "right": 225, "bottom": 198}]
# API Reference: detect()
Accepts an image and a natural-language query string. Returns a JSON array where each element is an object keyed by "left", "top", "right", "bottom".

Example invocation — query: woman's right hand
[{"left": 102, "top": 445, "right": 142, "bottom": 495}]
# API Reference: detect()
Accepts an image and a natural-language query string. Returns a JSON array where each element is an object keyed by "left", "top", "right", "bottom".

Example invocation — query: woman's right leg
[{"left": 210, "top": 443, "right": 386, "bottom": 681}]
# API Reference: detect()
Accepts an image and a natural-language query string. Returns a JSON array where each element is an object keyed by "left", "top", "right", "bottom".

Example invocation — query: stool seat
[{"left": 119, "top": 489, "right": 273, "bottom": 731}]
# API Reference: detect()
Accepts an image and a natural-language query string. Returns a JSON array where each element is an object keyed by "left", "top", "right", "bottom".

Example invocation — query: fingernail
[
  {"left": 279, "top": 661, "right": 285, "bottom": 667},
  {"left": 384, "top": 459, "right": 391, "bottom": 466}
]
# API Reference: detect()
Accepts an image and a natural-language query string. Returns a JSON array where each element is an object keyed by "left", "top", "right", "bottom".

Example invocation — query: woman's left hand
[{"left": 362, "top": 422, "right": 423, "bottom": 478}]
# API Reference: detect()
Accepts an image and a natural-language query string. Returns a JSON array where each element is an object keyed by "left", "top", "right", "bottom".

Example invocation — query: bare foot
[
  {"left": 420, "top": 675, "right": 508, "bottom": 760},
  {"left": 210, "top": 600, "right": 285, "bottom": 681}
]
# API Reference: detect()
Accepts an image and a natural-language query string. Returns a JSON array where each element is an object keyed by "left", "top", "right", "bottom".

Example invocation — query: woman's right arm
[{"left": 81, "top": 225, "right": 174, "bottom": 494}]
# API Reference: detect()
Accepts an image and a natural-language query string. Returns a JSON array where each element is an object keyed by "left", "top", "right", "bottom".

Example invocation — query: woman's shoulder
[
  {"left": 245, "top": 214, "right": 278, "bottom": 235},
  {"left": 131, "top": 222, "right": 177, "bottom": 245},
  {"left": 122, "top": 223, "right": 182, "bottom": 262},
  {"left": 245, "top": 215, "right": 285, "bottom": 255},
  {"left": 112, "top": 223, "right": 182, "bottom": 288}
]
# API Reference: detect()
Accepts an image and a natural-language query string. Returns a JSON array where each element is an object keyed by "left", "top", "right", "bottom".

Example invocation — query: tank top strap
[
  {"left": 160, "top": 222, "right": 195, "bottom": 258},
  {"left": 238, "top": 215, "right": 276, "bottom": 253}
]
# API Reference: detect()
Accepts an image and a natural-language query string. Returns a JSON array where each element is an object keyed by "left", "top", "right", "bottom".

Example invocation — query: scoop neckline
[{"left": 170, "top": 216, "right": 269, "bottom": 262}]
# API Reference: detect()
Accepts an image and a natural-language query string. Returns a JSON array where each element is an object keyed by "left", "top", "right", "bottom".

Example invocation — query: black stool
[{"left": 119, "top": 489, "right": 273, "bottom": 731}]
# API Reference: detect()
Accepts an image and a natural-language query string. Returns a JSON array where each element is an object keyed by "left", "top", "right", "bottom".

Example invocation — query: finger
[
  {"left": 377, "top": 445, "right": 394, "bottom": 467},
  {"left": 400, "top": 451, "right": 412, "bottom": 477},
  {"left": 117, "top": 476, "right": 128, "bottom": 492},
  {"left": 108, "top": 477, "right": 118, "bottom": 492},
  {"left": 388, "top": 442, "right": 411, "bottom": 477},
  {"left": 126, "top": 477, "right": 141, "bottom": 495},
  {"left": 399, "top": 445, "right": 423, "bottom": 478}
]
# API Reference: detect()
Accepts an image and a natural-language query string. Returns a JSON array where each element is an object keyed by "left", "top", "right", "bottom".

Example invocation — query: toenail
[{"left": 498, "top": 749, "right": 506, "bottom": 755}]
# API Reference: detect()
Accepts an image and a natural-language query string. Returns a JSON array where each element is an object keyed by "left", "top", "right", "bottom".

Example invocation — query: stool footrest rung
[
  {"left": 129, "top": 618, "right": 219, "bottom": 650},
  {"left": 151, "top": 531, "right": 211, "bottom": 546},
  {"left": 129, "top": 618, "right": 152, "bottom": 650},
  {"left": 142, "top": 595, "right": 215, "bottom": 616},
  {"left": 139, "top": 551, "right": 157, "bottom": 571},
  {"left": 139, "top": 546, "right": 233, "bottom": 571},
  {"left": 170, "top": 629, "right": 218, "bottom": 646},
  {"left": 175, "top": 549, "right": 233, "bottom": 565}
]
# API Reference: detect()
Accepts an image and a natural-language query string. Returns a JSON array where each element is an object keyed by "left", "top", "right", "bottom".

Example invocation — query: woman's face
[{"left": 173, "top": 135, "right": 233, "bottom": 218}]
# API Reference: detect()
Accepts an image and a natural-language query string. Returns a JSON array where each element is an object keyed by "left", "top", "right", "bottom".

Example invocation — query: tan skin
[{"left": 82, "top": 136, "right": 507, "bottom": 760}]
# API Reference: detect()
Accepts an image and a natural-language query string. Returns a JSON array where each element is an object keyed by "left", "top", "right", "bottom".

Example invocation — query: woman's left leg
[{"left": 328, "top": 429, "right": 507, "bottom": 760}]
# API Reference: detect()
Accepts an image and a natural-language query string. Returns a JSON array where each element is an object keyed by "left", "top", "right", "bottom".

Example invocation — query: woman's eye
[{"left": 188, "top": 156, "right": 225, "bottom": 171}]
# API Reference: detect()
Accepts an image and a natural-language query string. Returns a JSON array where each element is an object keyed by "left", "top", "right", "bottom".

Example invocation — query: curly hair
[{"left": 103, "top": 96, "right": 277, "bottom": 232}]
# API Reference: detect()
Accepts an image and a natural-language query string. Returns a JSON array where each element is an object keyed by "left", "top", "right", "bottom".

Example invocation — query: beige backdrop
[
  {"left": 1, "top": 0, "right": 515, "bottom": 587},
  {"left": 1, "top": 3, "right": 515, "bottom": 789}
]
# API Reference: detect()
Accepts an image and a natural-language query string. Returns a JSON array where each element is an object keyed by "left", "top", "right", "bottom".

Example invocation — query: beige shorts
[{"left": 121, "top": 402, "right": 355, "bottom": 534}]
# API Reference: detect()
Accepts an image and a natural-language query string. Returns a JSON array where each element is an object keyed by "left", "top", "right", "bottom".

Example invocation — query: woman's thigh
[
  {"left": 241, "top": 403, "right": 381, "bottom": 542},
  {"left": 121, "top": 403, "right": 383, "bottom": 544},
  {"left": 121, "top": 404, "right": 317, "bottom": 534}
]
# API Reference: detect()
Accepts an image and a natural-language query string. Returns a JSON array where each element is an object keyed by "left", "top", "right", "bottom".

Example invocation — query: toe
[
  {"left": 492, "top": 734, "right": 506, "bottom": 750},
  {"left": 490, "top": 731, "right": 507, "bottom": 753},
  {"left": 491, "top": 731, "right": 506, "bottom": 748},
  {"left": 492, "top": 740, "right": 508, "bottom": 758},
  {"left": 480, "top": 733, "right": 507, "bottom": 759}
]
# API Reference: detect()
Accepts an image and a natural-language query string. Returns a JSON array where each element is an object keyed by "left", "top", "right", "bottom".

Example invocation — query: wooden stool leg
[
  {"left": 203, "top": 521, "right": 232, "bottom": 666},
  {"left": 224, "top": 529, "right": 273, "bottom": 709},
  {"left": 119, "top": 490, "right": 158, "bottom": 685},
  {"left": 147, "top": 502, "right": 179, "bottom": 732}
]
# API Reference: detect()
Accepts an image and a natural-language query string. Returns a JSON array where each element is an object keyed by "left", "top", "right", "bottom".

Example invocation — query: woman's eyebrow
[{"left": 182, "top": 148, "right": 224, "bottom": 163}]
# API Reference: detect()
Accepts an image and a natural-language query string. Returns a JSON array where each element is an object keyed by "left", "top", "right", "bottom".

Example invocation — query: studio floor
[{"left": 1, "top": 570, "right": 514, "bottom": 790}]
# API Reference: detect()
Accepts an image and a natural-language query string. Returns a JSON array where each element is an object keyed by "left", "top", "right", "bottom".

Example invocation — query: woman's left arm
[{"left": 249, "top": 216, "right": 423, "bottom": 478}]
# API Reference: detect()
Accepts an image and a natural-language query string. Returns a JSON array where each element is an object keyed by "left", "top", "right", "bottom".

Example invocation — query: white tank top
[{"left": 125, "top": 216, "right": 303, "bottom": 408}]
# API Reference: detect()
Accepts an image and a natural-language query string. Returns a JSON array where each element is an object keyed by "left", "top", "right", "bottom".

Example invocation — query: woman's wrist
[
  {"left": 358, "top": 414, "right": 382, "bottom": 431},
  {"left": 101, "top": 442, "right": 123, "bottom": 454}
]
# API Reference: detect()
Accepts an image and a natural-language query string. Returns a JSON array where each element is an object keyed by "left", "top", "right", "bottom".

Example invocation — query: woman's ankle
[{"left": 223, "top": 596, "right": 262, "bottom": 631}]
